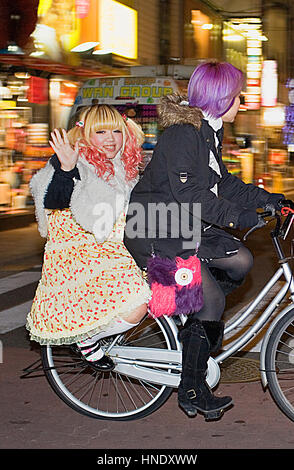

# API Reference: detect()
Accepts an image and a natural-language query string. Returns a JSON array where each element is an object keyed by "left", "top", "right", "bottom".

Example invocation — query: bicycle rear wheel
[
  {"left": 41, "top": 315, "right": 180, "bottom": 421},
  {"left": 265, "top": 307, "right": 294, "bottom": 422}
]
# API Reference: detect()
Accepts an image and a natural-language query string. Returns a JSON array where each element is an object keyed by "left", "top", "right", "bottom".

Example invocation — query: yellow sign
[
  {"left": 0, "top": 101, "right": 16, "bottom": 108},
  {"left": 98, "top": 0, "right": 137, "bottom": 59},
  {"left": 81, "top": 85, "right": 174, "bottom": 100},
  {"left": 74, "top": 77, "right": 175, "bottom": 105},
  {"left": 70, "top": 76, "right": 179, "bottom": 118}
]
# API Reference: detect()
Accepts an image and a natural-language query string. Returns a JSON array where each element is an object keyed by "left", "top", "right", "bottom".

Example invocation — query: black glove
[
  {"left": 238, "top": 210, "right": 259, "bottom": 230},
  {"left": 266, "top": 193, "right": 285, "bottom": 210}
]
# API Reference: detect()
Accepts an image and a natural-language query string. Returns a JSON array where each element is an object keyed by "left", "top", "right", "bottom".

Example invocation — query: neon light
[{"left": 261, "top": 60, "right": 278, "bottom": 107}]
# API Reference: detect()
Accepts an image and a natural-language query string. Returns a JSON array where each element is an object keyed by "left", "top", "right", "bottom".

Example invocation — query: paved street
[{"left": 1, "top": 221, "right": 294, "bottom": 456}]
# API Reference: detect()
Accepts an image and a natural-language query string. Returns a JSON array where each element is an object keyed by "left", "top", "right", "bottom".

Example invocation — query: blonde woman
[{"left": 27, "top": 105, "right": 151, "bottom": 371}]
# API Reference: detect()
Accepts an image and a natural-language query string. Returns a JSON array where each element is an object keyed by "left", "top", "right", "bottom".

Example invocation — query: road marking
[
  {"left": 0, "top": 300, "right": 33, "bottom": 334},
  {"left": 0, "top": 269, "right": 41, "bottom": 295},
  {"left": 0, "top": 267, "right": 41, "bottom": 333}
]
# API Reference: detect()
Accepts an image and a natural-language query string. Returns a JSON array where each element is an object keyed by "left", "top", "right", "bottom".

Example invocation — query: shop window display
[
  {"left": 0, "top": 107, "right": 31, "bottom": 212},
  {"left": 0, "top": 104, "right": 52, "bottom": 214},
  {"left": 0, "top": 75, "right": 79, "bottom": 215}
]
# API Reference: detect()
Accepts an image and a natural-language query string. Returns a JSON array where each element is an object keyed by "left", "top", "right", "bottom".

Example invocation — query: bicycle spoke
[
  {"left": 72, "top": 371, "right": 100, "bottom": 399},
  {"left": 138, "top": 378, "right": 162, "bottom": 394},
  {"left": 120, "top": 374, "right": 148, "bottom": 407},
  {"left": 96, "top": 372, "right": 105, "bottom": 411},
  {"left": 86, "top": 373, "right": 100, "bottom": 406},
  {"left": 110, "top": 372, "right": 131, "bottom": 413},
  {"left": 277, "top": 384, "right": 294, "bottom": 395},
  {"left": 119, "top": 373, "right": 138, "bottom": 410},
  {"left": 62, "top": 365, "right": 89, "bottom": 387},
  {"left": 126, "top": 331, "right": 166, "bottom": 346}
]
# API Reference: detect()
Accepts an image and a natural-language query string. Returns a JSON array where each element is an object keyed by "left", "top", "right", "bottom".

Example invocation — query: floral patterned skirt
[{"left": 26, "top": 209, "right": 151, "bottom": 345}]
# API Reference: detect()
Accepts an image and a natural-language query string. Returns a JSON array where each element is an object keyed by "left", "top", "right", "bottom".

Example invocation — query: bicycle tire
[
  {"left": 41, "top": 315, "right": 179, "bottom": 421},
  {"left": 265, "top": 307, "right": 294, "bottom": 422}
]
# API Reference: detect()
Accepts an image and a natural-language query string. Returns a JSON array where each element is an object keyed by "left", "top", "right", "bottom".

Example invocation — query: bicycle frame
[
  {"left": 217, "top": 262, "right": 294, "bottom": 364},
  {"left": 216, "top": 214, "right": 294, "bottom": 374},
  {"left": 215, "top": 214, "right": 294, "bottom": 386}
]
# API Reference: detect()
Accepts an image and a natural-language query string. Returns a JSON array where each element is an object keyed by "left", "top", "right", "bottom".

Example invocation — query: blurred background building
[{"left": 0, "top": 0, "right": 293, "bottom": 218}]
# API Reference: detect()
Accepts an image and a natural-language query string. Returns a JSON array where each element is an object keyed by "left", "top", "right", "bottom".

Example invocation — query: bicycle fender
[
  {"left": 260, "top": 302, "right": 294, "bottom": 388},
  {"left": 163, "top": 315, "right": 182, "bottom": 350},
  {"left": 155, "top": 317, "right": 221, "bottom": 389}
]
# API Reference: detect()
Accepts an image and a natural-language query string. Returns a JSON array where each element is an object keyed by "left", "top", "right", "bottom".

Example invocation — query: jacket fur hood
[{"left": 157, "top": 93, "right": 203, "bottom": 129}]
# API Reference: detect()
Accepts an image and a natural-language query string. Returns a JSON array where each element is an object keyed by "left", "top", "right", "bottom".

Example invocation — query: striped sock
[{"left": 76, "top": 340, "right": 104, "bottom": 362}]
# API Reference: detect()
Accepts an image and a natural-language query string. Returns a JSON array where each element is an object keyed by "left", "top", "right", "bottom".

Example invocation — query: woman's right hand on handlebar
[
  {"left": 237, "top": 209, "right": 259, "bottom": 230},
  {"left": 279, "top": 198, "right": 294, "bottom": 210},
  {"left": 49, "top": 129, "right": 79, "bottom": 172},
  {"left": 266, "top": 193, "right": 285, "bottom": 210}
]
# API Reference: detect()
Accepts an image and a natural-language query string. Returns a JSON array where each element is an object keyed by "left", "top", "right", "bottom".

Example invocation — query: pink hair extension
[
  {"left": 79, "top": 143, "right": 115, "bottom": 181},
  {"left": 79, "top": 125, "right": 143, "bottom": 183},
  {"left": 121, "top": 128, "right": 143, "bottom": 181}
]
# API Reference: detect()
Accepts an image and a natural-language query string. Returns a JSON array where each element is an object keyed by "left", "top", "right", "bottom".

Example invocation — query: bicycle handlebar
[{"left": 242, "top": 199, "right": 294, "bottom": 241}]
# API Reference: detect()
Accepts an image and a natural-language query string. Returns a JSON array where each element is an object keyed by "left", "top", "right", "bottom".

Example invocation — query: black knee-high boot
[{"left": 178, "top": 319, "right": 233, "bottom": 420}]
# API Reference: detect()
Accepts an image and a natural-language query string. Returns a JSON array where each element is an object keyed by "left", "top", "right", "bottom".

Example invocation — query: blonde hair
[
  {"left": 67, "top": 104, "right": 144, "bottom": 151},
  {"left": 67, "top": 104, "right": 145, "bottom": 181}
]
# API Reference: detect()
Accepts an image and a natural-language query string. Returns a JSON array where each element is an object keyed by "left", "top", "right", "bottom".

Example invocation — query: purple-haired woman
[{"left": 124, "top": 60, "right": 284, "bottom": 420}]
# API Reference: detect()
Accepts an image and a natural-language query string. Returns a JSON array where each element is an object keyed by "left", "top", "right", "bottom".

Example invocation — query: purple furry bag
[{"left": 147, "top": 254, "right": 204, "bottom": 318}]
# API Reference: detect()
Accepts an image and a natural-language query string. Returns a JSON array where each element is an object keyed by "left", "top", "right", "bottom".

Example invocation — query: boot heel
[
  {"left": 178, "top": 399, "right": 198, "bottom": 417},
  {"left": 204, "top": 408, "right": 224, "bottom": 421},
  {"left": 203, "top": 399, "right": 233, "bottom": 421}
]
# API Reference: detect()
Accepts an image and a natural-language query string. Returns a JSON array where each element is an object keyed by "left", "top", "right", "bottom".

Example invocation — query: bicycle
[{"left": 40, "top": 200, "right": 294, "bottom": 422}]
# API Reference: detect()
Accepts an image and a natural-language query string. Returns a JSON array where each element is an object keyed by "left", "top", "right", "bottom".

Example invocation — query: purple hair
[{"left": 188, "top": 60, "right": 244, "bottom": 118}]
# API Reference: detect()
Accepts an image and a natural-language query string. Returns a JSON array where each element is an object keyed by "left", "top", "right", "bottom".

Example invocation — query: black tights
[{"left": 192, "top": 245, "right": 253, "bottom": 322}]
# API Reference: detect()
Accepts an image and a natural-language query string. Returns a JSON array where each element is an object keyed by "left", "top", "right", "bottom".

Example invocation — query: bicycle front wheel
[
  {"left": 265, "top": 307, "right": 294, "bottom": 422},
  {"left": 41, "top": 315, "right": 180, "bottom": 421}
]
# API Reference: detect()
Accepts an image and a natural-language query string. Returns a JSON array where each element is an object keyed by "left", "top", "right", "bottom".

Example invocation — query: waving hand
[{"left": 49, "top": 129, "right": 79, "bottom": 172}]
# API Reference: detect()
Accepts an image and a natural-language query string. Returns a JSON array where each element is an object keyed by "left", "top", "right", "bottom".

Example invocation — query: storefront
[
  {"left": 0, "top": 58, "right": 99, "bottom": 215},
  {"left": 0, "top": 0, "right": 135, "bottom": 216}
]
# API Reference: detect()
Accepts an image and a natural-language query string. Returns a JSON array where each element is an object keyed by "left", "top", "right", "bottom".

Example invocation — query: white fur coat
[{"left": 29, "top": 153, "right": 137, "bottom": 242}]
